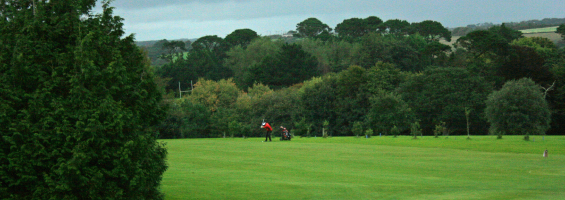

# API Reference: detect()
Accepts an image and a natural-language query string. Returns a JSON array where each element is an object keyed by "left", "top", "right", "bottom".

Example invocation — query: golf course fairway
[{"left": 160, "top": 136, "right": 565, "bottom": 200}]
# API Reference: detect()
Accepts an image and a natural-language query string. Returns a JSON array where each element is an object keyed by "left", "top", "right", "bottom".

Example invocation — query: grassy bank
[{"left": 161, "top": 136, "right": 565, "bottom": 199}]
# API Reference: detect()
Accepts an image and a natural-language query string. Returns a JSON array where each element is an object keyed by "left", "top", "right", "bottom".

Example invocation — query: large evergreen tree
[{"left": 0, "top": 1, "right": 167, "bottom": 199}]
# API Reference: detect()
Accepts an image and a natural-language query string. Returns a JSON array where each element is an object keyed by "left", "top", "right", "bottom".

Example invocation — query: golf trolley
[{"left": 280, "top": 129, "right": 291, "bottom": 141}]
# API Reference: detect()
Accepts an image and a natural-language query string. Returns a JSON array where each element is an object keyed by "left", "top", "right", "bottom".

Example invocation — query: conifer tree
[{"left": 0, "top": 1, "right": 167, "bottom": 199}]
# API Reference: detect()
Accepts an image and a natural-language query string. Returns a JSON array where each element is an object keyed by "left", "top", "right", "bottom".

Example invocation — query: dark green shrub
[{"left": 0, "top": 2, "right": 167, "bottom": 199}]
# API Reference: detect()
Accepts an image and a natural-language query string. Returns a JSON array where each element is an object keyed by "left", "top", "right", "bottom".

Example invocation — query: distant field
[
  {"left": 161, "top": 136, "right": 565, "bottom": 200},
  {"left": 520, "top": 26, "right": 559, "bottom": 34},
  {"left": 523, "top": 32, "right": 563, "bottom": 43},
  {"left": 442, "top": 30, "right": 562, "bottom": 48}
]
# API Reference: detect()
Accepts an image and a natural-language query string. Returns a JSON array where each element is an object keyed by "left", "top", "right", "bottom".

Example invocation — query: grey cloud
[
  {"left": 108, "top": 0, "right": 253, "bottom": 10},
  {"left": 101, "top": 0, "right": 565, "bottom": 41}
]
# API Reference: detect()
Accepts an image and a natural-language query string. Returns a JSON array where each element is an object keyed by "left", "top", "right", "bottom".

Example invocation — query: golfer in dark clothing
[{"left": 261, "top": 122, "right": 272, "bottom": 142}]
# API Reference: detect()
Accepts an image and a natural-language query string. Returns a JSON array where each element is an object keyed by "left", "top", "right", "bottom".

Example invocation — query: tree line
[{"left": 154, "top": 16, "right": 565, "bottom": 139}]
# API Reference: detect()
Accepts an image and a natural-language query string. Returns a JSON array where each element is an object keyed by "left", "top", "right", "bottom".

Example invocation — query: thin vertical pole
[{"left": 179, "top": 81, "right": 181, "bottom": 99}]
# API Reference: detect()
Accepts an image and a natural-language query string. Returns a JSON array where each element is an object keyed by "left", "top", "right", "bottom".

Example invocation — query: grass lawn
[{"left": 160, "top": 136, "right": 565, "bottom": 200}]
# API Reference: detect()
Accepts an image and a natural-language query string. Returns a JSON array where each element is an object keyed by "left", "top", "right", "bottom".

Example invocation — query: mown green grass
[{"left": 161, "top": 136, "right": 565, "bottom": 200}]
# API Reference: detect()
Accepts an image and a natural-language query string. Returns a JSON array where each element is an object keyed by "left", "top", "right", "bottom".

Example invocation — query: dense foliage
[
  {"left": 485, "top": 78, "right": 551, "bottom": 139},
  {"left": 0, "top": 1, "right": 167, "bottom": 199},
  {"left": 152, "top": 15, "right": 565, "bottom": 139}
]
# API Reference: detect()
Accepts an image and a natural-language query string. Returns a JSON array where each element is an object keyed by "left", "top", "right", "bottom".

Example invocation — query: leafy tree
[
  {"left": 366, "top": 90, "right": 416, "bottom": 135},
  {"left": 365, "top": 128, "right": 374, "bottom": 138},
  {"left": 365, "top": 62, "right": 408, "bottom": 92},
  {"left": 233, "top": 83, "right": 273, "bottom": 137},
  {"left": 155, "top": 58, "right": 197, "bottom": 92},
  {"left": 333, "top": 66, "right": 373, "bottom": 135},
  {"left": 359, "top": 33, "right": 422, "bottom": 71},
  {"left": 352, "top": 121, "right": 364, "bottom": 137},
  {"left": 365, "top": 16, "right": 383, "bottom": 33},
  {"left": 0, "top": 1, "right": 167, "bottom": 199},
  {"left": 546, "top": 48, "right": 565, "bottom": 135},
  {"left": 139, "top": 39, "right": 170, "bottom": 66},
  {"left": 159, "top": 40, "right": 188, "bottom": 62},
  {"left": 434, "top": 122, "right": 447, "bottom": 138},
  {"left": 297, "top": 38, "right": 362, "bottom": 73},
  {"left": 248, "top": 43, "right": 320, "bottom": 89},
  {"left": 314, "top": 29, "right": 335, "bottom": 41},
  {"left": 301, "top": 75, "right": 339, "bottom": 135},
  {"left": 411, "top": 20, "right": 451, "bottom": 42},
  {"left": 488, "top": 23, "right": 523, "bottom": 43},
  {"left": 228, "top": 120, "right": 244, "bottom": 138},
  {"left": 456, "top": 30, "right": 510, "bottom": 58},
  {"left": 180, "top": 100, "right": 210, "bottom": 138},
  {"left": 293, "top": 117, "right": 312, "bottom": 137},
  {"left": 157, "top": 102, "right": 185, "bottom": 139},
  {"left": 225, "top": 37, "right": 283, "bottom": 89},
  {"left": 234, "top": 84, "right": 302, "bottom": 137},
  {"left": 192, "top": 35, "right": 229, "bottom": 59},
  {"left": 189, "top": 79, "right": 241, "bottom": 112},
  {"left": 295, "top": 17, "right": 332, "bottom": 38},
  {"left": 557, "top": 24, "right": 565, "bottom": 40},
  {"left": 322, "top": 120, "right": 330, "bottom": 138},
  {"left": 335, "top": 18, "right": 369, "bottom": 38},
  {"left": 378, "top": 19, "right": 411, "bottom": 35},
  {"left": 510, "top": 37, "right": 557, "bottom": 59},
  {"left": 225, "top": 28, "right": 259, "bottom": 48},
  {"left": 192, "top": 35, "right": 225, "bottom": 51},
  {"left": 335, "top": 16, "right": 382, "bottom": 40},
  {"left": 187, "top": 79, "right": 242, "bottom": 137},
  {"left": 456, "top": 24, "right": 521, "bottom": 60},
  {"left": 398, "top": 67, "right": 493, "bottom": 135},
  {"left": 420, "top": 41, "right": 451, "bottom": 66},
  {"left": 498, "top": 45, "right": 552, "bottom": 85},
  {"left": 157, "top": 49, "right": 232, "bottom": 92},
  {"left": 485, "top": 78, "right": 551, "bottom": 139}
]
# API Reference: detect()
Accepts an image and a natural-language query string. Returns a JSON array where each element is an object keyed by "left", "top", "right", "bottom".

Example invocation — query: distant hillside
[
  {"left": 135, "top": 38, "right": 195, "bottom": 47},
  {"left": 440, "top": 32, "right": 563, "bottom": 49},
  {"left": 135, "top": 38, "right": 196, "bottom": 66},
  {"left": 451, "top": 18, "right": 565, "bottom": 36}
]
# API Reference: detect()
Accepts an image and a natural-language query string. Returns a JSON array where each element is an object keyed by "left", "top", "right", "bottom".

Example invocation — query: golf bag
[{"left": 280, "top": 129, "right": 291, "bottom": 141}]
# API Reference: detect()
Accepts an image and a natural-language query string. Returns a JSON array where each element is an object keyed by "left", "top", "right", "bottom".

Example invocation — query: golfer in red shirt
[{"left": 261, "top": 122, "right": 272, "bottom": 142}]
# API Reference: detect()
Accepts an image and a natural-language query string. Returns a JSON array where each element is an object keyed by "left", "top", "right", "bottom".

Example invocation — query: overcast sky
[{"left": 94, "top": 0, "right": 565, "bottom": 41}]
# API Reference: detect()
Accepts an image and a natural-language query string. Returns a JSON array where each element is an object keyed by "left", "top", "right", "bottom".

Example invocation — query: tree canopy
[
  {"left": 485, "top": 78, "right": 551, "bottom": 138},
  {"left": 247, "top": 43, "right": 320, "bottom": 89},
  {"left": 335, "top": 16, "right": 383, "bottom": 39},
  {"left": 225, "top": 28, "right": 259, "bottom": 48},
  {"left": 398, "top": 67, "right": 493, "bottom": 134},
  {"left": 295, "top": 18, "right": 333, "bottom": 38},
  {"left": 379, "top": 19, "right": 411, "bottom": 35},
  {"left": 412, "top": 20, "right": 452, "bottom": 42},
  {"left": 145, "top": 15, "right": 565, "bottom": 138},
  {"left": 0, "top": 1, "right": 167, "bottom": 199}
]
